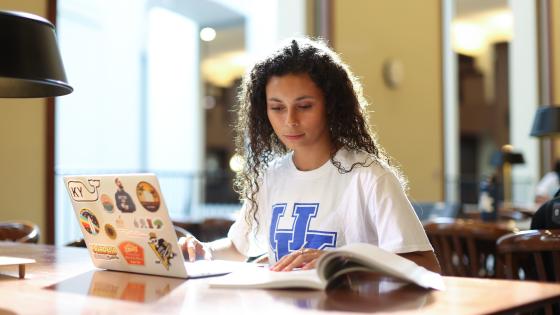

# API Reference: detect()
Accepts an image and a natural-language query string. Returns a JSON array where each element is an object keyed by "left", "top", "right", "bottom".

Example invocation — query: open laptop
[{"left": 63, "top": 173, "right": 239, "bottom": 279}]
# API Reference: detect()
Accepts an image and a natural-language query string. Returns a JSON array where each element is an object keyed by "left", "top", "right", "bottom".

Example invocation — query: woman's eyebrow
[
  {"left": 267, "top": 95, "right": 315, "bottom": 102},
  {"left": 294, "top": 95, "right": 315, "bottom": 101}
]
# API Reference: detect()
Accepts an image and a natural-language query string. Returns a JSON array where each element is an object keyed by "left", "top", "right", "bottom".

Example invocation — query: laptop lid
[{"left": 64, "top": 173, "right": 189, "bottom": 278}]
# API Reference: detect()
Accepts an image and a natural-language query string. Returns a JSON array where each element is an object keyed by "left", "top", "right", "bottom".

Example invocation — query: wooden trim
[
  {"left": 46, "top": 0, "right": 57, "bottom": 244},
  {"left": 547, "top": 0, "right": 556, "bottom": 162},
  {"left": 439, "top": 0, "right": 445, "bottom": 201},
  {"left": 537, "top": 0, "right": 555, "bottom": 174}
]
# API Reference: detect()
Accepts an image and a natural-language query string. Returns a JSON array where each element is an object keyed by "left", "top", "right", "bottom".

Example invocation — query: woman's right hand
[{"left": 179, "top": 235, "right": 213, "bottom": 262}]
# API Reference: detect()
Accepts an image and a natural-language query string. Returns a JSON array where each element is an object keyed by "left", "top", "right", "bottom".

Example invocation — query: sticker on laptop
[
  {"left": 79, "top": 208, "right": 100, "bottom": 235},
  {"left": 136, "top": 181, "right": 161, "bottom": 212},
  {"left": 133, "top": 218, "right": 164, "bottom": 230},
  {"left": 148, "top": 233, "right": 176, "bottom": 270},
  {"left": 114, "top": 177, "right": 136, "bottom": 213},
  {"left": 115, "top": 215, "right": 125, "bottom": 229},
  {"left": 119, "top": 241, "right": 145, "bottom": 266},
  {"left": 101, "top": 194, "right": 114, "bottom": 213},
  {"left": 68, "top": 179, "right": 100, "bottom": 202},
  {"left": 104, "top": 224, "right": 117, "bottom": 240},
  {"left": 91, "top": 244, "right": 119, "bottom": 261}
]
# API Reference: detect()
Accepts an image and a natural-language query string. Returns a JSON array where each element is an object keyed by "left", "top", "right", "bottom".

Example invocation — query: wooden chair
[
  {"left": 424, "top": 217, "right": 513, "bottom": 277},
  {"left": 497, "top": 230, "right": 560, "bottom": 315},
  {"left": 198, "top": 218, "right": 234, "bottom": 242},
  {"left": 497, "top": 229, "right": 560, "bottom": 281},
  {"left": 0, "top": 221, "right": 40, "bottom": 243}
]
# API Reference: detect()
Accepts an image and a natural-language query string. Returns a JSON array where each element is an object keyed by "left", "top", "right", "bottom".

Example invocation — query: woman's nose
[{"left": 286, "top": 108, "right": 299, "bottom": 126}]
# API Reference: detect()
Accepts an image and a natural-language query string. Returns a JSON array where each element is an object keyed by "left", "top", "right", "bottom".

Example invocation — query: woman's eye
[
  {"left": 298, "top": 104, "right": 312, "bottom": 109},
  {"left": 270, "top": 106, "right": 284, "bottom": 111}
]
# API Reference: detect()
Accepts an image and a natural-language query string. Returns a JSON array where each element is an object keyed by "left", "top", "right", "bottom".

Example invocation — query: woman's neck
[{"left": 292, "top": 145, "right": 335, "bottom": 171}]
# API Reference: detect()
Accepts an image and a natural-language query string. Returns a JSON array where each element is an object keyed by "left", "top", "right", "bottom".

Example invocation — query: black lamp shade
[
  {"left": 0, "top": 11, "right": 72, "bottom": 97},
  {"left": 530, "top": 106, "right": 560, "bottom": 137},
  {"left": 490, "top": 151, "right": 525, "bottom": 167}
]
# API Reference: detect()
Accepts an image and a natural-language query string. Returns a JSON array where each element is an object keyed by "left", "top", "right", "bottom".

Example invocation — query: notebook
[{"left": 64, "top": 173, "right": 240, "bottom": 279}]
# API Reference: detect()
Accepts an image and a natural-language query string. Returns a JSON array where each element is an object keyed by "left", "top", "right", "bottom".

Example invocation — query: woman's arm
[
  {"left": 179, "top": 236, "right": 246, "bottom": 262},
  {"left": 208, "top": 238, "right": 246, "bottom": 261},
  {"left": 398, "top": 250, "right": 441, "bottom": 274}
]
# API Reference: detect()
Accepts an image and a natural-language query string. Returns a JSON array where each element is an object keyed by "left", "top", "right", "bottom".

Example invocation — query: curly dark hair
[{"left": 233, "top": 37, "right": 406, "bottom": 233}]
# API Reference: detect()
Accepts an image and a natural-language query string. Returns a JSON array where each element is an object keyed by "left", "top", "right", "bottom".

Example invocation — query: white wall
[
  {"left": 443, "top": 0, "right": 460, "bottom": 203},
  {"left": 509, "top": 0, "right": 539, "bottom": 205}
]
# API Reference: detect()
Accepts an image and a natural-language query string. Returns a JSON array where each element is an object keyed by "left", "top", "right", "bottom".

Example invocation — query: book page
[
  {"left": 316, "top": 243, "right": 445, "bottom": 290},
  {"left": 209, "top": 266, "right": 325, "bottom": 290}
]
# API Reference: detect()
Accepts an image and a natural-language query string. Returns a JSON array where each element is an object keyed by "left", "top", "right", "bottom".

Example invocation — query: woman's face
[{"left": 265, "top": 73, "right": 331, "bottom": 155}]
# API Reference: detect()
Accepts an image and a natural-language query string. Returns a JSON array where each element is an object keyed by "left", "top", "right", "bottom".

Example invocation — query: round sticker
[
  {"left": 79, "top": 208, "right": 100, "bottom": 235},
  {"left": 153, "top": 219, "right": 163, "bottom": 229},
  {"left": 136, "top": 181, "right": 161, "bottom": 212},
  {"left": 101, "top": 194, "right": 114, "bottom": 212},
  {"left": 104, "top": 224, "right": 117, "bottom": 240}
]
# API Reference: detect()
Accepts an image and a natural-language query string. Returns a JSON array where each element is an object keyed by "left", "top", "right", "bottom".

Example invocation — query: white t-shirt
[
  {"left": 535, "top": 172, "right": 560, "bottom": 198},
  {"left": 228, "top": 149, "right": 433, "bottom": 263}
]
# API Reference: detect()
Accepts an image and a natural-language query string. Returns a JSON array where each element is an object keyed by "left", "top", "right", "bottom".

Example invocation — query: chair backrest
[
  {"left": 497, "top": 229, "right": 560, "bottom": 282},
  {"left": 424, "top": 217, "right": 513, "bottom": 277},
  {"left": 0, "top": 221, "right": 40, "bottom": 243},
  {"left": 199, "top": 218, "right": 234, "bottom": 242}
]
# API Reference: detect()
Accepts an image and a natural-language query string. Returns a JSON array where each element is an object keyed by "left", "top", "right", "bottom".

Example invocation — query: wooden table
[{"left": 1, "top": 243, "right": 559, "bottom": 315}]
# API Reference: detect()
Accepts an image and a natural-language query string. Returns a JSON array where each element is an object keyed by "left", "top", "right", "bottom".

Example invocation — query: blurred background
[{"left": 1, "top": 0, "right": 559, "bottom": 245}]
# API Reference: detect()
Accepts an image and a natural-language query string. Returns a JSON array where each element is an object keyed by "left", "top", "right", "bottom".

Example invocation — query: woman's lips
[{"left": 284, "top": 134, "right": 304, "bottom": 140}]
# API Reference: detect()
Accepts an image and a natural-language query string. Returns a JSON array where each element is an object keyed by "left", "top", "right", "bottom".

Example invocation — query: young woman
[{"left": 181, "top": 38, "right": 440, "bottom": 273}]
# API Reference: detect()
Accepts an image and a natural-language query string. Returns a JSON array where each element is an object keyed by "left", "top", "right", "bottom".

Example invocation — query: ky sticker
[{"left": 68, "top": 179, "right": 101, "bottom": 202}]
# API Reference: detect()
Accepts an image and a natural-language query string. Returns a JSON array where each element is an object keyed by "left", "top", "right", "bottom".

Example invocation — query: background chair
[
  {"left": 424, "top": 217, "right": 512, "bottom": 277},
  {"left": 0, "top": 221, "right": 40, "bottom": 243},
  {"left": 173, "top": 217, "right": 234, "bottom": 242},
  {"left": 198, "top": 218, "right": 234, "bottom": 242},
  {"left": 497, "top": 229, "right": 560, "bottom": 281},
  {"left": 497, "top": 229, "right": 560, "bottom": 315}
]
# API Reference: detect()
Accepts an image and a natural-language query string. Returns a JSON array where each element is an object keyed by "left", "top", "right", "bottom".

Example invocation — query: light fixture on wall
[
  {"left": 0, "top": 10, "right": 72, "bottom": 97},
  {"left": 382, "top": 59, "right": 404, "bottom": 89}
]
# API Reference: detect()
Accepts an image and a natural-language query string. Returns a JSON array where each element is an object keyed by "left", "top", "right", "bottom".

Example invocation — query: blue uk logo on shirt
[{"left": 269, "top": 203, "right": 337, "bottom": 261}]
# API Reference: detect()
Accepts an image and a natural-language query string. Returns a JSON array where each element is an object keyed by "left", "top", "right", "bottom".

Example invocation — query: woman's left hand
[{"left": 270, "top": 248, "right": 325, "bottom": 271}]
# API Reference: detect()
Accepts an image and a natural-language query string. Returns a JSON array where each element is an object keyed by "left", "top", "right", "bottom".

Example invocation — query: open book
[{"left": 209, "top": 243, "right": 445, "bottom": 290}]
